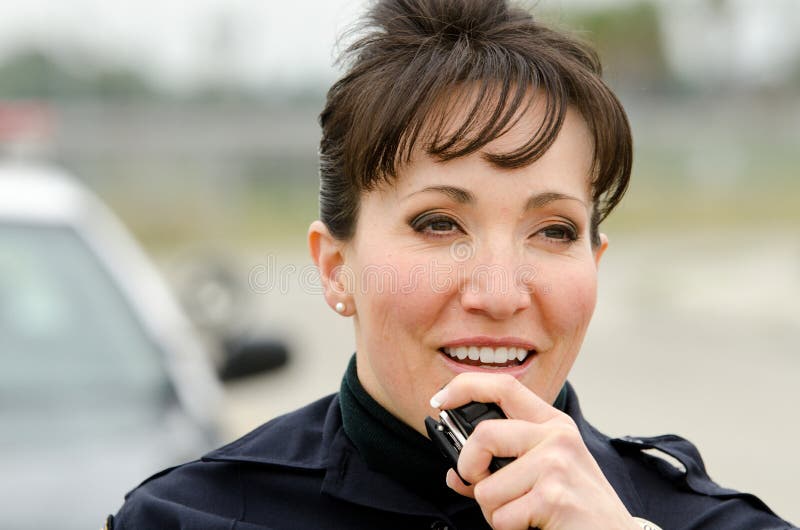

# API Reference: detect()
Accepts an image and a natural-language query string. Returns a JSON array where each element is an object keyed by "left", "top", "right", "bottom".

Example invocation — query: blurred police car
[{"left": 0, "top": 163, "right": 286, "bottom": 529}]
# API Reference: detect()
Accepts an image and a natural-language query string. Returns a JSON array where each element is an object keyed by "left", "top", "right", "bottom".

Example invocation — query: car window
[{"left": 0, "top": 223, "right": 172, "bottom": 442}]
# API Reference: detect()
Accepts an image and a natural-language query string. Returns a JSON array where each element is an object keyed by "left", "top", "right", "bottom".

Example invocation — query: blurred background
[{"left": 0, "top": 0, "right": 797, "bottom": 527}]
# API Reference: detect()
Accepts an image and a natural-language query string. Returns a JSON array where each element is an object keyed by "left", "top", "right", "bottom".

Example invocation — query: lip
[
  {"left": 438, "top": 347, "right": 535, "bottom": 376},
  {"left": 437, "top": 336, "right": 537, "bottom": 377},
  {"left": 440, "top": 336, "right": 536, "bottom": 351}
]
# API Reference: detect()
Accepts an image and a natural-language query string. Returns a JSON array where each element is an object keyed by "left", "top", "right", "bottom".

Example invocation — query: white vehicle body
[{"left": 0, "top": 163, "right": 224, "bottom": 529}]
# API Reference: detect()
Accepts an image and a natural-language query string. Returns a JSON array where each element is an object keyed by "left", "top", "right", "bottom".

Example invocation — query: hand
[{"left": 431, "top": 373, "right": 640, "bottom": 530}]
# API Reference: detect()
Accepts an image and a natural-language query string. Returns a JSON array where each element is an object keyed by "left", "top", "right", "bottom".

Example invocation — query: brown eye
[
  {"left": 540, "top": 225, "right": 577, "bottom": 242},
  {"left": 429, "top": 219, "right": 456, "bottom": 232},
  {"left": 411, "top": 213, "right": 462, "bottom": 235}
]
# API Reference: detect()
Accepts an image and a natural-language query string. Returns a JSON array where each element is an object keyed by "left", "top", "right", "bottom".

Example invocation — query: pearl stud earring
[{"left": 335, "top": 302, "right": 346, "bottom": 314}]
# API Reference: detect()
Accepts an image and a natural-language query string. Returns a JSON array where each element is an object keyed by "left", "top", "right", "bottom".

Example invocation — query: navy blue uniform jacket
[{"left": 112, "top": 384, "right": 795, "bottom": 529}]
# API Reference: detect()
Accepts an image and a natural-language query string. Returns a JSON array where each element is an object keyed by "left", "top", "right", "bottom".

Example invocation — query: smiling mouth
[{"left": 438, "top": 346, "right": 533, "bottom": 368}]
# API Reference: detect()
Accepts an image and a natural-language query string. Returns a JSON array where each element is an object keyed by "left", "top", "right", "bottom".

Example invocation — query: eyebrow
[
  {"left": 403, "top": 185, "right": 587, "bottom": 209},
  {"left": 524, "top": 191, "right": 587, "bottom": 210},
  {"left": 403, "top": 185, "right": 474, "bottom": 203}
]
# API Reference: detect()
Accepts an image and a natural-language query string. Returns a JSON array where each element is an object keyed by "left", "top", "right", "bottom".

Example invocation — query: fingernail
[{"left": 430, "top": 388, "right": 447, "bottom": 408}]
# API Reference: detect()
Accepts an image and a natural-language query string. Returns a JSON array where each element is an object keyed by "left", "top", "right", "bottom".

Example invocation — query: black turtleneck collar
[
  {"left": 339, "top": 355, "right": 456, "bottom": 499},
  {"left": 338, "top": 354, "right": 568, "bottom": 499}
]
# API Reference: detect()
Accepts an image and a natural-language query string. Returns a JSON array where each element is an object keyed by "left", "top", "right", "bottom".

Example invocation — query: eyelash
[
  {"left": 410, "top": 212, "right": 579, "bottom": 244},
  {"left": 537, "top": 224, "right": 579, "bottom": 243},
  {"left": 410, "top": 213, "right": 462, "bottom": 237}
]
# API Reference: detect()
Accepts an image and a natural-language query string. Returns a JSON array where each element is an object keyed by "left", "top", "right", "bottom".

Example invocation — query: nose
[{"left": 458, "top": 242, "right": 533, "bottom": 320}]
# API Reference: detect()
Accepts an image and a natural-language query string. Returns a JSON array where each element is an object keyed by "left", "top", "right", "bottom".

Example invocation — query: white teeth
[
  {"left": 494, "top": 347, "right": 508, "bottom": 363},
  {"left": 442, "top": 346, "right": 531, "bottom": 365}
]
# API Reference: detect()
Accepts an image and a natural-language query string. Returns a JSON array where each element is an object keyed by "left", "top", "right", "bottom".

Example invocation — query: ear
[
  {"left": 594, "top": 232, "right": 609, "bottom": 268},
  {"left": 308, "top": 220, "right": 351, "bottom": 312}
]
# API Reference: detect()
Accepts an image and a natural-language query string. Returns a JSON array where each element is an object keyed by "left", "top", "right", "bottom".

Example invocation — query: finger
[
  {"left": 488, "top": 488, "right": 544, "bottom": 530},
  {"left": 445, "top": 468, "right": 475, "bottom": 498},
  {"left": 457, "top": 419, "right": 548, "bottom": 486},
  {"left": 469, "top": 448, "right": 543, "bottom": 516},
  {"left": 430, "top": 372, "right": 561, "bottom": 424},
  {"left": 484, "top": 451, "right": 618, "bottom": 530}
]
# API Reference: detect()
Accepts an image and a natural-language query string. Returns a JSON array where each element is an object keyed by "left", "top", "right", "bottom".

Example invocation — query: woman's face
[{"left": 338, "top": 105, "right": 607, "bottom": 435}]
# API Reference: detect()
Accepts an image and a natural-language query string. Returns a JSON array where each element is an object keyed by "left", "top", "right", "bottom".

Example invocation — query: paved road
[{"left": 222, "top": 229, "right": 800, "bottom": 524}]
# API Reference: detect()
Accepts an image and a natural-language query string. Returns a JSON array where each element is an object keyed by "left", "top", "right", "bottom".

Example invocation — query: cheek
[
  {"left": 539, "top": 261, "right": 598, "bottom": 332},
  {"left": 353, "top": 256, "right": 451, "bottom": 425},
  {"left": 355, "top": 255, "right": 447, "bottom": 344}
]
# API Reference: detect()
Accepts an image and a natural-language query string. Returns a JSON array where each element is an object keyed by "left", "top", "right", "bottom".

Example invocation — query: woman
[{"left": 110, "top": 1, "right": 795, "bottom": 529}]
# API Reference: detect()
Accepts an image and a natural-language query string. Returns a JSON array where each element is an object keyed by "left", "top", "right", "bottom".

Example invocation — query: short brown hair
[{"left": 319, "top": 0, "right": 632, "bottom": 247}]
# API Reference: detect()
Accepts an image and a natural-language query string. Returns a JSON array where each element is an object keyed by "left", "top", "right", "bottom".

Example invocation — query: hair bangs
[{"left": 389, "top": 53, "right": 575, "bottom": 182}]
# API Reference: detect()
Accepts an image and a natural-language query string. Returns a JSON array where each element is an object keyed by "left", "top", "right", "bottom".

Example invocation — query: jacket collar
[
  {"left": 203, "top": 393, "right": 338, "bottom": 470},
  {"left": 320, "top": 416, "right": 476, "bottom": 517},
  {"left": 203, "top": 393, "right": 470, "bottom": 517},
  {"left": 202, "top": 382, "right": 644, "bottom": 518}
]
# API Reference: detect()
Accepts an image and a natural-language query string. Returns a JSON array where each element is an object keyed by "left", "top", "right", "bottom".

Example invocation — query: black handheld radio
[{"left": 425, "top": 401, "right": 515, "bottom": 484}]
